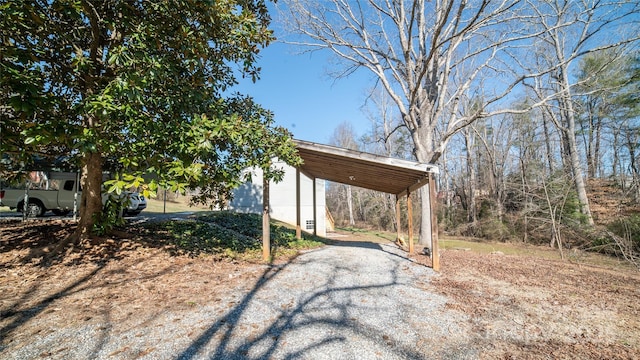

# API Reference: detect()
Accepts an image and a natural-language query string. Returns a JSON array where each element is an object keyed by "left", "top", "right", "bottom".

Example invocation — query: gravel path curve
[{"left": 4, "top": 241, "right": 475, "bottom": 359}]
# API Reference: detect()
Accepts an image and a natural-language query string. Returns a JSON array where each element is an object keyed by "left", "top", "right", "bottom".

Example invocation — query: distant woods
[
  {"left": 282, "top": 0, "right": 640, "bottom": 250},
  {"left": 326, "top": 51, "right": 640, "bottom": 264},
  {"left": 284, "top": 0, "right": 639, "bottom": 264}
]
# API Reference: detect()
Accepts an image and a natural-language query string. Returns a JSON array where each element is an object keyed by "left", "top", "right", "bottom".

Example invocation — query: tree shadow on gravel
[
  {"left": 326, "top": 239, "right": 383, "bottom": 250},
  {"left": 176, "top": 244, "right": 431, "bottom": 360},
  {"left": 0, "top": 264, "right": 104, "bottom": 342},
  {"left": 0, "top": 249, "right": 190, "bottom": 352},
  {"left": 329, "top": 239, "right": 431, "bottom": 269},
  {"left": 0, "top": 218, "right": 438, "bottom": 358},
  {"left": 0, "top": 220, "right": 76, "bottom": 264},
  {"left": 0, "top": 219, "right": 150, "bottom": 268}
]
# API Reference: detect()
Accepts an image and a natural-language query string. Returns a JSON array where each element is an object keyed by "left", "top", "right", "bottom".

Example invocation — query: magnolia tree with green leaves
[{"left": 0, "top": 0, "right": 300, "bottom": 243}]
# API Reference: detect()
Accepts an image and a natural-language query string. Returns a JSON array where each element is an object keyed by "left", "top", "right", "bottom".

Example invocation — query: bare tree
[
  {"left": 470, "top": 117, "right": 517, "bottom": 222},
  {"left": 361, "top": 88, "right": 412, "bottom": 159},
  {"left": 462, "top": 127, "right": 478, "bottom": 223},
  {"left": 281, "top": 0, "right": 534, "bottom": 246},
  {"left": 516, "top": 0, "right": 640, "bottom": 225},
  {"left": 328, "top": 122, "right": 360, "bottom": 226},
  {"left": 576, "top": 52, "right": 640, "bottom": 199},
  {"left": 361, "top": 88, "right": 412, "bottom": 231}
]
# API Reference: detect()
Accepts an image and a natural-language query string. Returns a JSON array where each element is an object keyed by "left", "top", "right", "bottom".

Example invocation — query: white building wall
[{"left": 229, "top": 161, "right": 326, "bottom": 237}]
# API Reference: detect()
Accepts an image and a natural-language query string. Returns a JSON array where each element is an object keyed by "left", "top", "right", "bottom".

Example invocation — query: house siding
[{"left": 229, "top": 162, "right": 327, "bottom": 237}]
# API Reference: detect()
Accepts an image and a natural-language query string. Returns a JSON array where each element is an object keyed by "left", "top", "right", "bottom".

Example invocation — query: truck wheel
[{"left": 25, "top": 201, "right": 45, "bottom": 217}]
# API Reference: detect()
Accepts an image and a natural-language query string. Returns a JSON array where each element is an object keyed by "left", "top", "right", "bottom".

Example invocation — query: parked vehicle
[{"left": 0, "top": 172, "right": 146, "bottom": 217}]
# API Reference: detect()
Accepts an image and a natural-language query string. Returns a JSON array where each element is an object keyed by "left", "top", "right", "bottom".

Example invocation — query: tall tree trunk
[
  {"left": 346, "top": 185, "right": 355, "bottom": 226},
  {"left": 53, "top": 151, "right": 104, "bottom": 253},
  {"left": 594, "top": 116, "right": 602, "bottom": 178},
  {"left": 558, "top": 66, "right": 594, "bottom": 225},
  {"left": 387, "top": 193, "right": 396, "bottom": 232},
  {"left": 419, "top": 186, "right": 432, "bottom": 247},
  {"left": 566, "top": 127, "right": 593, "bottom": 225},
  {"left": 612, "top": 129, "right": 620, "bottom": 179},
  {"left": 584, "top": 104, "right": 603, "bottom": 179},
  {"left": 520, "top": 156, "right": 529, "bottom": 243},
  {"left": 412, "top": 129, "right": 434, "bottom": 248},
  {"left": 76, "top": 151, "right": 104, "bottom": 239},
  {"left": 559, "top": 126, "right": 572, "bottom": 173},
  {"left": 496, "top": 174, "right": 505, "bottom": 222},
  {"left": 583, "top": 103, "right": 595, "bottom": 179},
  {"left": 542, "top": 112, "right": 556, "bottom": 173},
  {"left": 626, "top": 130, "right": 640, "bottom": 202},
  {"left": 464, "top": 129, "right": 477, "bottom": 223}
]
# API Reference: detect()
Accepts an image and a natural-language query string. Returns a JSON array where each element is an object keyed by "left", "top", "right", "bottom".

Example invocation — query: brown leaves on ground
[
  {"left": 429, "top": 249, "right": 640, "bottom": 360},
  {"left": 1, "top": 220, "right": 639, "bottom": 359},
  {"left": 0, "top": 219, "right": 264, "bottom": 349}
]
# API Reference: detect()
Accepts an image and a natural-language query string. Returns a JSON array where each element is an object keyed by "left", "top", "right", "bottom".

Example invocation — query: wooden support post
[
  {"left": 312, "top": 178, "right": 317, "bottom": 236},
  {"left": 429, "top": 174, "right": 440, "bottom": 272},
  {"left": 407, "top": 189, "right": 414, "bottom": 254},
  {"left": 73, "top": 172, "right": 79, "bottom": 221},
  {"left": 23, "top": 184, "right": 29, "bottom": 222},
  {"left": 395, "top": 195, "right": 401, "bottom": 244},
  {"left": 296, "top": 168, "right": 302, "bottom": 239},
  {"left": 262, "top": 175, "right": 271, "bottom": 262}
]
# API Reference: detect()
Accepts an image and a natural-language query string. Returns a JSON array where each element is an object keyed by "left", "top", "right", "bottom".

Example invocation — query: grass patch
[
  {"left": 331, "top": 225, "right": 636, "bottom": 270},
  {"left": 440, "top": 237, "right": 560, "bottom": 258},
  {"left": 335, "top": 226, "right": 398, "bottom": 244},
  {"left": 337, "top": 226, "right": 369, "bottom": 233},
  {"left": 144, "top": 198, "right": 210, "bottom": 213},
  {"left": 143, "top": 211, "right": 326, "bottom": 260},
  {"left": 440, "top": 236, "right": 636, "bottom": 269}
]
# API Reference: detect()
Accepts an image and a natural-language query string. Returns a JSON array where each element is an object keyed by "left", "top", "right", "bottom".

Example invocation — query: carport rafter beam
[
  {"left": 287, "top": 139, "right": 441, "bottom": 271},
  {"left": 396, "top": 176, "right": 430, "bottom": 198},
  {"left": 294, "top": 139, "right": 437, "bottom": 196}
]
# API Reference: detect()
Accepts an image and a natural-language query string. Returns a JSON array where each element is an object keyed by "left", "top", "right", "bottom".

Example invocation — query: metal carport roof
[
  {"left": 294, "top": 139, "right": 437, "bottom": 196},
  {"left": 261, "top": 139, "right": 441, "bottom": 271}
]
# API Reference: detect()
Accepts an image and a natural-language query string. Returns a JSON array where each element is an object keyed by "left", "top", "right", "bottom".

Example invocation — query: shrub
[
  {"left": 604, "top": 215, "right": 640, "bottom": 257},
  {"left": 477, "top": 218, "right": 512, "bottom": 241},
  {"left": 455, "top": 218, "right": 512, "bottom": 242},
  {"left": 144, "top": 211, "right": 326, "bottom": 259}
]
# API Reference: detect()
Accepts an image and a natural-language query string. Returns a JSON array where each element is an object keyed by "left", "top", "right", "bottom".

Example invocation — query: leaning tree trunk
[{"left": 558, "top": 76, "right": 594, "bottom": 226}]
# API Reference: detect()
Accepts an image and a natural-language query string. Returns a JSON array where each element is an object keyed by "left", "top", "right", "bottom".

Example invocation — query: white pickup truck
[{"left": 0, "top": 172, "right": 147, "bottom": 217}]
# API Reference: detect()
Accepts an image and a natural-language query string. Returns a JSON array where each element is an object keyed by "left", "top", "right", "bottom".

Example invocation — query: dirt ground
[
  {"left": 1, "top": 219, "right": 639, "bottom": 359},
  {"left": 426, "top": 251, "right": 640, "bottom": 359}
]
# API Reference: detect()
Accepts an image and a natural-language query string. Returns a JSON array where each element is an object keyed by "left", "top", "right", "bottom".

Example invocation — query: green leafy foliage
[
  {"left": 198, "top": 211, "right": 263, "bottom": 238},
  {"left": 1, "top": 1, "right": 301, "bottom": 235},
  {"left": 93, "top": 192, "right": 128, "bottom": 236},
  {"left": 144, "top": 211, "right": 325, "bottom": 259},
  {"left": 576, "top": 51, "right": 640, "bottom": 122}
]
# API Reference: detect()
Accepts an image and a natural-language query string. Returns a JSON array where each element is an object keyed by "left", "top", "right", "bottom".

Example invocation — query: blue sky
[{"left": 235, "top": 41, "right": 374, "bottom": 144}]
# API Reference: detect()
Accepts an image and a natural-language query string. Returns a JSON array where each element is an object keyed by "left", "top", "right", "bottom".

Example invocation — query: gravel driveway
[{"left": 3, "top": 240, "right": 473, "bottom": 360}]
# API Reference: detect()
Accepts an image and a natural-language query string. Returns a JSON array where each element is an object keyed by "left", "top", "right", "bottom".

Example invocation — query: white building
[{"left": 229, "top": 161, "right": 327, "bottom": 237}]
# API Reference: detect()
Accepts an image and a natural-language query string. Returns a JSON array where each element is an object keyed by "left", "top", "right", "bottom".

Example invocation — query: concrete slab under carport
[{"left": 261, "top": 139, "right": 441, "bottom": 271}]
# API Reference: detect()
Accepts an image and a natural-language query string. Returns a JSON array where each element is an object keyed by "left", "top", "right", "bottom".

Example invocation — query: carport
[{"left": 261, "top": 139, "right": 440, "bottom": 271}]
